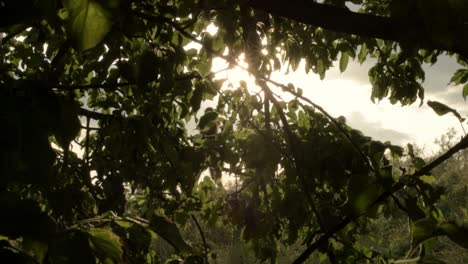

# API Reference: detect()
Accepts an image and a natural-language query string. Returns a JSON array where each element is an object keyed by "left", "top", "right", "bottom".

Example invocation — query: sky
[{"left": 209, "top": 54, "right": 467, "bottom": 155}]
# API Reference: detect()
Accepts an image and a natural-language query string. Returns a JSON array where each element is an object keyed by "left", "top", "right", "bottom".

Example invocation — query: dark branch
[
  {"left": 53, "top": 82, "right": 133, "bottom": 91},
  {"left": 85, "top": 117, "right": 91, "bottom": 166},
  {"left": 80, "top": 125, "right": 100, "bottom": 131},
  {"left": 190, "top": 214, "right": 209, "bottom": 258},
  {"left": 248, "top": 0, "right": 468, "bottom": 58},
  {"left": 52, "top": 73, "right": 200, "bottom": 91},
  {"left": 78, "top": 108, "right": 114, "bottom": 120},
  {"left": 0, "top": 25, "right": 28, "bottom": 45}
]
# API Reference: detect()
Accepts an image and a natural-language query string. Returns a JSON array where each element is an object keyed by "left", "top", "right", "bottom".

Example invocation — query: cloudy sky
[{"left": 210, "top": 55, "right": 467, "bottom": 155}]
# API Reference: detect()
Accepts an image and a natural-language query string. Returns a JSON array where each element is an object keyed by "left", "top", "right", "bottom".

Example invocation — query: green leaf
[
  {"left": 450, "top": 69, "right": 468, "bottom": 85},
  {"left": 87, "top": 228, "right": 123, "bottom": 263},
  {"left": 62, "top": 0, "right": 113, "bottom": 50},
  {"left": 358, "top": 43, "right": 368, "bottom": 64},
  {"left": 413, "top": 218, "right": 440, "bottom": 247},
  {"left": 196, "top": 60, "right": 211, "bottom": 76},
  {"left": 317, "top": 59, "right": 325, "bottom": 80},
  {"left": 350, "top": 186, "right": 380, "bottom": 215},
  {"left": 420, "top": 175, "right": 436, "bottom": 185},
  {"left": 439, "top": 222, "right": 468, "bottom": 249},
  {"left": 427, "top": 100, "right": 465, "bottom": 122},
  {"left": 403, "top": 197, "right": 426, "bottom": 221},
  {"left": 22, "top": 238, "right": 48, "bottom": 263},
  {"left": 150, "top": 214, "right": 193, "bottom": 253},
  {"left": 339, "top": 52, "right": 349, "bottom": 73}
]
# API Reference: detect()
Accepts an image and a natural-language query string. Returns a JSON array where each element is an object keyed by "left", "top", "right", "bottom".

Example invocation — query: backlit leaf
[
  {"left": 87, "top": 228, "right": 123, "bottom": 263},
  {"left": 339, "top": 52, "right": 349, "bottom": 72},
  {"left": 62, "top": 0, "right": 112, "bottom": 50}
]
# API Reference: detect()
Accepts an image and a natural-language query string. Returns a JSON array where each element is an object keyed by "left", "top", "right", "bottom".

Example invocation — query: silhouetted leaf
[
  {"left": 198, "top": 111, "right": 218, "bottom": 131},
  {"left": 463, "top": 84, "right": 468, "bottom": 101},
  {"left": 427, "top": 100, "right": 465, "bottom": 122}
]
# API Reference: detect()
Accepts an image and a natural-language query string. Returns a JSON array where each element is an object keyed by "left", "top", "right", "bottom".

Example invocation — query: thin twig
[
  {"left": 222, "top": 166, "right": 255, "bottom": 178},
  {"left": 190, "top": 214, "right": 209, "bottom": 260},
  {"left": 227, "top": 179, "right": 255, "bottom": 196},
  {"left": 81, "top": 125, "right": 100, "bottom": 131},
  {"left": 78, "top": 108, "right": 117, "bottom": 120},
  {"left": 390, "top": 256, "right": 421, "bottom": 264},
  {"left": 85, "top": 116, "right": 91, "bottom": 166}
]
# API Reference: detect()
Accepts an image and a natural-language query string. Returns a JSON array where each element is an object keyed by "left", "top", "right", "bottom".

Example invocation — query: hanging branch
[
  {"left": 132, "top": 10, "right": 374, "bottom": 172},
  {"left": 258, "top": 81, "right": 327, "bottom": 231},
  {"left": 257, "top": 81, "right": 296, "bottom": 155},
  {"left": 140, "top": 8, "right": 361, "bottom": 233},
  {"left": 190, "top": 214, "right": 209, "bottom": 260},
  {"left": 265, "top": 78, "right": 375, "bottom": 172}
]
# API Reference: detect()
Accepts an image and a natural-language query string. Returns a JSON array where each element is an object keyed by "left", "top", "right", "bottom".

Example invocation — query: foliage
[{"left": 1, "top": 0, "right": 467, "bottom": 263}]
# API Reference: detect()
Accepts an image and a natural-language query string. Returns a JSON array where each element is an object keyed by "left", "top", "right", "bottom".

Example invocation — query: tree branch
[
  {"left": 78, "top": 108, "right": 114, "bottom": 120},
  {"left": 53, "top": 73, "right": 200, "bottom": 91},
  {"left": 85, "top": 116, "right": 91, "bottom": 166},
  {"left": 267, "top": 78, "right": 375, "bottom": 172},
  {"left": 248, "top": 0, "right": 468, "bottom": 58},
  {"left": 53, "top": 82, "right": 133, "bottom": 91},
  {"left": 293, "top": 134, "right": 468, "bottom": 263}
]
